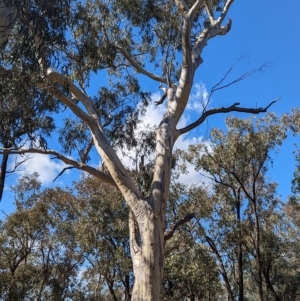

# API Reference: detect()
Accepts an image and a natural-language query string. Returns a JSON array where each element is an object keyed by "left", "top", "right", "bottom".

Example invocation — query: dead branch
[
  {"left": 115, "top": 46, "right": 168, "bottom": 84},
  {"left": 164, "top": 213, "right": 196, "bottom": 241},
  {"left": 6, "top": 155, "right": 32, "bottom": 173},
  {"left": 0, "top": 147, "right": 117, "bottom": 187},
  {"left": 52, "top": 166, "right": 75, "bottom": 183},
  {"left": 81, "top": 138, "right": 94, "bottom": 164},
  {"left": 201, "top": 57, "right": 269, "bottom": 112},
  {"left": 178, "top": 98, "right": 280, "bottom": 136}
]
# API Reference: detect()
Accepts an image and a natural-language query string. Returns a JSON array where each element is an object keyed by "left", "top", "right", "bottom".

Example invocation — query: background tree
[
  {"left": 0, "top": 173, "right": 220, "bottom": 300},
  {"left": 184, "top": 114, "right": 300, "bottom": 300},
  {"left": 0, "top": 0, "right": 279, "bottom": 299},
  {"left": 0, "top": 173, "right": 82, "bottom": 300}
]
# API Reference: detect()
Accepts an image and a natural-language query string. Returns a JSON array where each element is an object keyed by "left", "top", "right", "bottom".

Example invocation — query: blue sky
[{"left": 1, "top": 0, "right": 300, "bottom": 214}]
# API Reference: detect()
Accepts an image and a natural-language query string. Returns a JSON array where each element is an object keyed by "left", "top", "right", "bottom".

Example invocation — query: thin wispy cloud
[
  {"left": 186, "top": 82, "right": 209, "bottom": 112},
  {"left": 14, "top": 153, "right": 69, "bottom": 185}
]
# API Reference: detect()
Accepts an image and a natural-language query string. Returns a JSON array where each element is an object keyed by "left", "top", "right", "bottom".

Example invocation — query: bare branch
[
  {"left": 49, "top": 86, "right": 96, "bottom": 130},
  {"left": 155, "top": 85, "right": 168, "bottom": 105},
  {"left": 217, "top": 0, "right": 235, "bottom": 25},
  {"left": 202, "top": 59, "right": 269, "bottom": 111},
  {"left": 48, "top": 71, "right": 143, "bottom": 211},
  {"left": 182, "top": 0, "right": 206, "bottom": 68},
  {"left": 0, "top": 148, "right": 117, "bottom": 187},
  {"left": 178, "top": 98, "right": 280, "bottom": 135},
  {"left": 6, "top": 155, "right": 32, "bottom": 173},
  {"left": 81, "top": 138, "right": 94, "bottom": 163},
  {"left": 52, "top": 166, "right": 75, "bottom": 183},
  {"left": 47, "top": 69, "right": 101, "bottom": 121},
  {"left": 115, "top": 46, "right": 168, "bottom": 84},
  {"left": 209, "top": 55, "right": 257, "bottom": 95},
  {"left": 164, "top": 213, "right": 196, "bottom": 241},
  {"left": 155, "top": 93, "right": 167, "bottom": 106},
  {"left": 191, "top": 0, "right": 234, "bottom": 67}
]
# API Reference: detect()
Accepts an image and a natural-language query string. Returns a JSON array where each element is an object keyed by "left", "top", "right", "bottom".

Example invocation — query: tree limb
[
  {"left": 217, "top": 0, "right": 235, "bottom": 25},
  {"left": 178, "top": 98, "right": 280, "bottom": 135},
  {"left": 181, "top": 0, "right": 206, "bottom": 68},
  {"left": 81, "top": 138, "right": 94, "bottom": 163},
  {"left": 43, "top": 82, "right": 95, "bottom": 131},
  {"left": 192, "top": 18, "right": 232, "bottom": 68},
  {"left": 200, "top": 58, "right": 268, "bottom": 114},
  {"left": 187, "top": 0, "right": 205, "bottom": 20},
  {"left": 209, "top": 61, "right": 267, "bottom": 97},
  {"left": 115, "top": 46, "right": 168, "bottom": 84},
  {"left": 164, "top": 213, "right": 195, "bottom": 241},
  {"left": 47, "top": 69, "right": 101, "bottom": 122},
  {"left": 52, "top": 166, "right": 75, "bottom": 183},
  {"left": 191, "top": 0, "right": 234, "bottom": 68},
  {"left": 205, "top": 0, "right": 216, "bottom": 25},
  {"left": 48, "top": 70, "right": 144, "bottom": 213},
  {"left": 174, "top": 0, "right": 189, "bottom": 15},
  {"left": 0, "top": 147, "right": 117, "bottom": 187}
]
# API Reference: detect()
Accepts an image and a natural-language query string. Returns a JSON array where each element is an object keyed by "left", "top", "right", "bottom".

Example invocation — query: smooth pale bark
[
  {"left": 129, "top": 210, "right": 165, "bottom": 300},
  {"left": 0, "top": 0, "right": 17, "bottom": 50}
]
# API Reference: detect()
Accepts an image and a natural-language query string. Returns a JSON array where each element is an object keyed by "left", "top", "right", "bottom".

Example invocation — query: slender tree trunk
[
  {"left": 0, "top": 152, "right": 9, "bottom": 200},
  {"left": 262, "top": 268, "right": 281, "bottom": 301},
  {"left": 0, "top": 142, "right": 12, "bottom": 200},
  {"left": 252, "top": 201, "right": 264, "bottom": 301},
  {"left": 237, "top": 201, "right": 244, "bottom": 301},
  {"left": 107, "top": 280, "right": 119, "bottom": 301},
  {"left": 124, "top": 274, "right": 132, "bottom": 301},
  {"left": 205, "top": 236, "right": 234, "bottom": 301}
]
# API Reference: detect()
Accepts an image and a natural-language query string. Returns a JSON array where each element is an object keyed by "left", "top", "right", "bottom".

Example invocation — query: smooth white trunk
[{"left": 129, "top": 209, "right": 164, "bottom": 301}]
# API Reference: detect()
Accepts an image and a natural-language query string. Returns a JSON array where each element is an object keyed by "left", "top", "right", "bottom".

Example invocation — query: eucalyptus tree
[
  {"left": 0, "top": 173, "right": 82, "bottom": 301},
  {"left": 57, "top": 175, "right": 134, "bottom": 301},
  {"left": 186, "top": 114, "right": 287, "bottom": 301},
  {"left": 0, "top": 0, "right": 278, "bottom": 299},
  {"left": 0, "top": 72, "right": 60, "bottom": 200},
  {"left": 161, "top": 182, "right": 222, "bottom": 301},
  {"left": 0, "top": 0, "right": 71, "bottom": 200}
]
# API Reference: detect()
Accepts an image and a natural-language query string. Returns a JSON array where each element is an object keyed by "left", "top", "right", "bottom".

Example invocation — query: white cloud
[
  {"left": 116, "top": 86, "right": 212, "bottom": 185},
  {"left": 174, "top": 134, "right": 212, "bottom": 185},
  {"left": 15, "top": 153, "right": 69, "bottom": 185},
  {"left": 186, "top": 82, "right": 209, "bottom": 112}
]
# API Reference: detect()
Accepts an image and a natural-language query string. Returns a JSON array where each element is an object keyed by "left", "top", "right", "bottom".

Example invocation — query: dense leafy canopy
[{"left": 1, "top": 116, "right": 300, "bottom": 300}]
